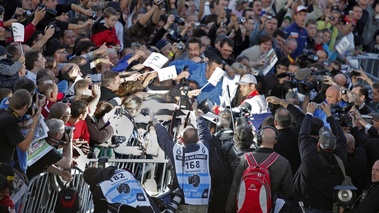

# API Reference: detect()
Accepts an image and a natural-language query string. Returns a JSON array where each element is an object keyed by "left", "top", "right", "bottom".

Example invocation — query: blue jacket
[
  {"left": 313, "top": 101, "right": 347, "bottom": 128},
  {"left": 169, "top": 60, "right": 223, "bottom": 105},
  {"left": 284, "top": 23, "right": 308, "bottom": 59}
]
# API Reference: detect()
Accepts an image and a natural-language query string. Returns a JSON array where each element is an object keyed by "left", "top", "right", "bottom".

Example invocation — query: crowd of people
[{"left": 0, "top": 0, "right": 378, "bottom": 212}]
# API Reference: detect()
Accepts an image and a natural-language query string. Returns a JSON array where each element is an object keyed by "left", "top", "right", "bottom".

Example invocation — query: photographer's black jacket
[
  {"left": 294, "top": 114, "right": 347, "bottom": 211},
  {"left": 344, "top": 183, "right": 379, "bottom": 213}
]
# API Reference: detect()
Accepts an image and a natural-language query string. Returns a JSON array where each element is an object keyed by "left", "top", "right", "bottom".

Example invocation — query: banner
[
  {"left": 156, "top": 65, "right": 177, "bottom": 82},
  {"left": 208, "top": 67, "right": 225, "bottom": 86},
  {"left": 336, "top": 36, "right": 351, "bottom": 55},
  {"left": 12, "top": 23, "right": 25, "bottom": 42},
  {"left": 143, "top": 52, "right": 168, "bottom": 71}
]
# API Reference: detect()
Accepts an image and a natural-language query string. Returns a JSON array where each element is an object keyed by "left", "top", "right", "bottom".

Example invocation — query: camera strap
[{"left": 333, "top": 154, "right": 353, "bottom": 186}]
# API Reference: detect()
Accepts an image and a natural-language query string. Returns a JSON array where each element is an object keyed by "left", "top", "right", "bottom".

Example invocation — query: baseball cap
[
  {"left": 0, "top": 46, "right": 12, "bottom": 58},
  {"left": 296, "top": 5, "right": 307, "bottom": 13},
  {"left": 155, "top": 40, "right": 170, "bottom": 50},
  {"left": 318, "top": 127, "right": 336, "bottom": 151},
  {"left": 236, "top": 74, "right": 257, "bottom": 85}
]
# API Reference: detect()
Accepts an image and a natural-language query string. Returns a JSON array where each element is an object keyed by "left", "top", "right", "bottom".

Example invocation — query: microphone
[{"left": 295, "top": 68, "right": 312, "bottom": 81}]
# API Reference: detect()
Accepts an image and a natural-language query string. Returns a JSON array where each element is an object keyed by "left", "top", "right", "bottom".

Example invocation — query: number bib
[
  {"left": 173, "top": 143, "right": 211, "bottom": 205},
  {"left": 99, "top": 171, "right": 151, "bottom": 207}
]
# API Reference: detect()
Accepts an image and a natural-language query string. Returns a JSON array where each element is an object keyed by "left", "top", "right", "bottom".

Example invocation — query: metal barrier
[
  {"left": 87, "top": 158, "right": 171, "bottom": 197},
  {"left": 19, "top": 166, "right": 93, "bottom": 213},
  {"left": 19, "top": 158, "right": 171, "bottom": 212}
]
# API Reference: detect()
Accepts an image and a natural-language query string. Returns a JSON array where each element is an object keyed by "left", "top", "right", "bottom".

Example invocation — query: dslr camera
[
  {"left": 36, "top": 3, "right": 58, "bottom": 17},
  {"left": 174, "top": 16, "right": 185, "bottom": 26}
]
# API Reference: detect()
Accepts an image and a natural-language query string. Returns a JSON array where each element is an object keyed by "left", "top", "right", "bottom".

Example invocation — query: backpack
[
  {"left": 55, "top": 182, "right": 80, "bottom": 213},
  {"left": 237, "top": 152, "right": 279, "bottom": 213}
]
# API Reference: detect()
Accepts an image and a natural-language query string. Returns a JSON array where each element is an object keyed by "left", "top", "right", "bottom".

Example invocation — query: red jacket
[
  {"left": 66, "top": 120, "right": 90, "bottom": 143},
  {"left": 90, "top": 24, "right": 120, "bottom": 47}
]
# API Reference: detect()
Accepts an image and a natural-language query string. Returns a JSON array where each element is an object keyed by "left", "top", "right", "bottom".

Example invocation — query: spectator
[
  {"left": 66, "top": 99, "right": 90, "bottom": 145},
  {"left": 38, "top": 81, "right": 58, "bottom": 118},
  {"left": 284, "top": 6, "right": 308, "bottom": 59},
  {"left": 91, "top": 7, "right": 120, "bottom": 48},
  {"left": 25, "top": 50, "right": 46, "bottom": 85},
  {"left": 48, "top": 102, "right": 71, "bottom": 124},
  {"left": 85, "top": 101, "right": 114, "bottom": 146},
  {"left": 99, "top": 70, "right": 122, "bottom": 107}
]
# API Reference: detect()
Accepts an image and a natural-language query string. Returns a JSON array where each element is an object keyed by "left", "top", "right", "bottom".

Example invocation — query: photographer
[
  {"left": 26, "top": 118, "right": 72, "bottom": 180},
  {"left": 340, "top": 160, "right": 379, "bottom": 213},
  {"left": 151, "top": 100, "right": 211, "bottom": 212},
  {"left": 295, "top": 102, "right": 347, "bottom": 212}
]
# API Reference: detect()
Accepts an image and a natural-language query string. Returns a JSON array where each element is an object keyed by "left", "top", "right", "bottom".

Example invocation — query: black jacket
[
  {"left": 344, "top": 183, "right": 379, "bottom": 213},
  {"left": 294, "top": 114, "right": 347, "bottom": 211},
  {"left": 274, "top": 104, "right": 303, "bottom": 176}
]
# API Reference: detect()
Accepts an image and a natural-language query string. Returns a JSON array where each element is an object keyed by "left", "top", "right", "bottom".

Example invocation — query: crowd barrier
[{"left": 19, "top": 158, "right": 171, "bottom": 212}]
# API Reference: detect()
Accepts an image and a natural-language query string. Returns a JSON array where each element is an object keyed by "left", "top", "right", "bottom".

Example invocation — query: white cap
[
  {"left": 296, "top": 5, "right": 307, "bottom": 13},
  {"left": 236, "top": 74, "right": 257, "bottom": 85}
]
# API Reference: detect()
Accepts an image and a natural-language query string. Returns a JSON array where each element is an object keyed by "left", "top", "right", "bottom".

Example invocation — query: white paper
[
  {"left": 12, "top": 23, "right": 25, "bottom": 42},
  {"left": 27, "top": 139, "right": 53, "bottom": 166},
  {"left": 156, "top": 65, "right": 177, "bottom": 82},
  {"left": 143, "top": 52, "right": 169, "bottom": 70},
  {"left": 260, "top": 48, "right": 278, "bottom": 76},
  {"left": 208, "top": 67, "right": 225, "bottom": 86},
  {"left": 335, "top": 36, "right": 351, "bottom": 55},
  {"left": 202, "top": 112, "right": 218, "bottom": 124}
]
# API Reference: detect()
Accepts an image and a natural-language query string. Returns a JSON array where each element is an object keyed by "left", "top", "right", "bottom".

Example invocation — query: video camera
[
  {"left": 330, "top": 103, "right": 354, "bottom": 127},
  {"left": 296, "top": 49, "right": 319, "bottom": 68}
]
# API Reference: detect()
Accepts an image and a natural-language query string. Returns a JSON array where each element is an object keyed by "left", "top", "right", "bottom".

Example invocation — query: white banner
[
  {"left": 336, "top": 36, "right": 351, "bottom": 55},
  {"left": 12, "top": 23, "right": 25, "bottom": 42},
  {"left": 208, "top": 67, "right": 225, "bottom": 86},
  {"left": 156, "top": 65, "right": 177, "bottom": 82},
  {"left": 143, "top": 52, "right": 168, "bottom": 71}
]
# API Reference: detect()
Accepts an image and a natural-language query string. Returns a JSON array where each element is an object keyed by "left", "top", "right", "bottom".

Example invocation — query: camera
[
  {"left": 36, "top": 3, "right": 58, "bottom": 17},
  {"left": 238, "top": 17, "right": 246, "bottom": 23},
  {"left": 330, "top": 103, "right": 354, "bottom": 127},
  {"left": 296, "top": 49, "right": 319, "bottom": 67},
  {"left": 64, "top": 126, "right": 75, "bottom": 135},
  {"left": 167, "top": 29, "right": 187, "bottom": 43},
  {"left": 174, "top": 16, "right": 185, "bottom": 26},
  {"left": 111, "top": 135, "right": 127, "bottom": 145},
  {"left": 329, "top": 16, "right": 335, "bottom": 21},
  {"left": 89, "top": 11, "right": 98, "bottom": 20},
  {"left": 46, "top": 21, "right": 60, "bottom": 32},
  {"left": 165, "top": 188, "right": 183, "bottom": 213},
  {"left": 177, "top": 43, "right": 184, "bottom": 51},
  {"left": 193, "top": 22, "right": 201, "bottom": 28},
  {"left": 224, "top": 7, "right": 232, "bottom": 14},
  {"left": 350, "top": 70, "right": 361, "bottom": 77},
  {"left": 116, "top": 183, "right": 131, "bottom": 194},
  {"left": 140, "top": 108, "right": 150, "bottom": 116},
  {"left": 188, "top": 174, "right": 200, "bottom": 187}
]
